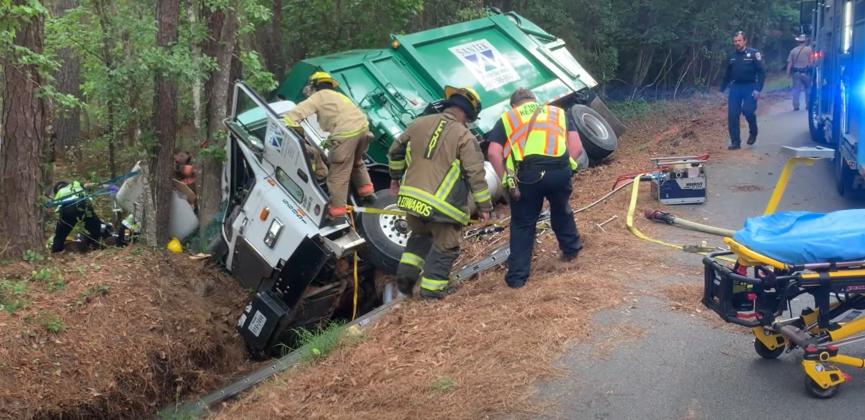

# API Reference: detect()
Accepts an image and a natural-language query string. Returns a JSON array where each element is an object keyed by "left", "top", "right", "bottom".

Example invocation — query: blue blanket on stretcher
[{"left": 733, "top": 210, "right": 865, "bottom": 264}]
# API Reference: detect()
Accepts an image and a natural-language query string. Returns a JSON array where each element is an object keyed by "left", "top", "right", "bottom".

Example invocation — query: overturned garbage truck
[{"left": 206, "top": 9, "right": 627, "bottom": 358}]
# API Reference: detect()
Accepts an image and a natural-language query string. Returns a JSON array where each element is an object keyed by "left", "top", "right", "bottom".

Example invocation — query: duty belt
[
  {"left": 519, "top": 160, "right": 569, "bottom": 172},
  {"left": 791, "top": 67, "right": 810, "bottom": 74}
]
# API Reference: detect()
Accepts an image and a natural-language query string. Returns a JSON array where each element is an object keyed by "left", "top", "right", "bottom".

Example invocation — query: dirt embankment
[
  {"left": 0, "top": 247, "right": 254, "bottom": 420},
  {"left": 201, "top": 95, "right": 777, "bottom": 420}
]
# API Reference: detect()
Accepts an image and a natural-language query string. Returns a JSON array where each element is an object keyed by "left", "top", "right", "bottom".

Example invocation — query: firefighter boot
[{"left": 396, "top": 274, "right": 417, "bottom": 297}]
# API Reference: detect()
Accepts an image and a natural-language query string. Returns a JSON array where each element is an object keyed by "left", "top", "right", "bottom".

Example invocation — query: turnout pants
[
  {"left": 51, "top": 202, "right": 105, "bottom": 253},
  {"left": 727, "top": 83, "right": 758, "bottom": 147},
  {"left": 326, "top": 131, "right": 375, "bottom": 218},
  {"left": 505, "top": 166, "right": 582, "bottom": 288},
  {"left": 792, "top": 72, "right": 811, "bottom": 111},
  {"left": 396, "top": 215, "right": 462, "bottom": 298}
]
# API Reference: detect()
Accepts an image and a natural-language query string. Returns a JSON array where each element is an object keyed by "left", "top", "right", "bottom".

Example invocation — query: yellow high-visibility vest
[{"left": 500, "top": 102, "right": 577, "bottom": 177}]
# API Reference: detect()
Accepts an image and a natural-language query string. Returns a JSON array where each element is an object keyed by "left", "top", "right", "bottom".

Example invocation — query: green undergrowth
[{"left": 274, "top": 319, "right": 368, "bottom": 363}]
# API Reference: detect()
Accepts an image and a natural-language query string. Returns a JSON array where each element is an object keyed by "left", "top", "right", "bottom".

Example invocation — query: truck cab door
[{"left": 230, "top": 82, "right": 332, "bottom": 227}]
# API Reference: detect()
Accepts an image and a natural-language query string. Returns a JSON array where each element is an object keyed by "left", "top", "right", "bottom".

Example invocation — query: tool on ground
[
  {"left": 465, "top": 225, "right": 505, "bottom": 239},
  {"left": 595, "top": 215, "right": 618, "bottom": 232},
  {"left": 682, "top": 241, "right": 723, "bottom": 253},
  {"left": 649, "top": 155, "right": 708, "bottom": 205},
  {"left": 644, "top": 208, "right": 736, "bottom": 237}
]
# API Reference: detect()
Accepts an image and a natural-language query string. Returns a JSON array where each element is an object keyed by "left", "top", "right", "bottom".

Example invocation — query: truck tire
[
  {"left": 808, "top": 83, "right": 827, "bottom": 144},
  {"left": 355, "top": 189, "right": 407, "bottom": 273},
  {"left": 569, "top": 104, "right": 618, "bottom": 160}
]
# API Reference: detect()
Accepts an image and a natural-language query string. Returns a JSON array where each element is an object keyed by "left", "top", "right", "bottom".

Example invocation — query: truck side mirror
[{"left": 800, "top": 23, "right": 813, "bottom": 36}]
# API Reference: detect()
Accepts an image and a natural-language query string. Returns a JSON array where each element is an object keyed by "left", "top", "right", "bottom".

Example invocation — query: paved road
[{"left": 534, "top": 99, "right": 865, "bottom": 420}]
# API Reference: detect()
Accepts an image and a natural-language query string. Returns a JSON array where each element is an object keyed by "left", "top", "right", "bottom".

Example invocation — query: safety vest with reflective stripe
[
  {"left": 501, "top": 102, "right": 577, "bottom": 175},
  {"left": 53, "top": 181, "right": 86, "bottom": 213}
]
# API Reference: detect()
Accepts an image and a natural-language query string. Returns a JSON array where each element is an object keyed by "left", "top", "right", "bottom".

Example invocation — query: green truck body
[{"left": 273, "top": 10, "right": 624, "bottom": 167}]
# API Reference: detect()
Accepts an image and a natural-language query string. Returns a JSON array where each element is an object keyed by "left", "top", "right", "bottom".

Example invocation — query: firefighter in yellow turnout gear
[
  {"left": 282, "top": 72, "right": 376, "bottom": 220},
  {"left": 387, "top": 86, "right": 493, "bottom": 300}
]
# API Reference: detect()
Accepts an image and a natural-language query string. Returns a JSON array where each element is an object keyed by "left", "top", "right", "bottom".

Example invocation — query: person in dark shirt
[
  {"left": 486, "top": 88, "right": 584, "bottom": 289},
  {"left": 720, "top": 31, "right": 765, "bottom": 149}
]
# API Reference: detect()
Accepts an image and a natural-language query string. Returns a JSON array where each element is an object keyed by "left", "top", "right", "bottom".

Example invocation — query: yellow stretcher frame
[{"left": 709, "top": 146, "right": 865, "bottom": 398}]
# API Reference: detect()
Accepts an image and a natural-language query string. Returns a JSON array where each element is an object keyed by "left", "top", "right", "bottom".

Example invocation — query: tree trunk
[
  {"left": 51, "top": 0, "right": 81, "bottom": 161},
  {"left": 188, "top": 0, "right": 202, "bottom": 133},
  {"left": 93, "top": 0, "right": 117, "bottom": 178},
  {"left": 0, "top": 1, "right": 47, "bottom": 257},
  {"left": 197, "top": 4, "right": 238, "bottom": 240},
  {"left": 152, "top": 0, "right": 180, "bottom": 246},
  {"left": 254, "top": 0, "right": 285, "bottom": 81}
]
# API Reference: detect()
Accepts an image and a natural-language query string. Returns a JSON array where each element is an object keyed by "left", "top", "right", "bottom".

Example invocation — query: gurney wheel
[
  {"left": 754, "top": 338, "right": 785, "bottom": 360},
  {"left": 804, "top": 376, "right": 839, "bottom": 399}
]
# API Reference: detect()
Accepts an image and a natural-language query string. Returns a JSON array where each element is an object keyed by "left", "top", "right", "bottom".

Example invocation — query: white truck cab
[{"left": 208, "top": 82, "right": 504, "bottom": 358}]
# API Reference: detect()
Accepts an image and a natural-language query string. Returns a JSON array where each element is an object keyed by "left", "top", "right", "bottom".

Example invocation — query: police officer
[
  {"left": 486, "top": 88, "right": 584, "bottom": 289},
  {"left": 387, "top": 86, "right": 493, "bottom": 300},
  {"left": 283, "top": 72, "right": 376, "bottom": 221},
  {"left": 720, "top": 31, "right": 765, "bottom": 150},
  {"left": 787, "top": 34, "right": 813, "bottom": 111}
]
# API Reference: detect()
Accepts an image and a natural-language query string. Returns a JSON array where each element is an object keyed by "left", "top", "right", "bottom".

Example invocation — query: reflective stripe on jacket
[
  {"left": 53, "top": 181, "right": 86, "bottom": 212},
  {"left": 387, "top": 109, "right": 493, "bottom": 225},
  {"left": 500, "top": 102, "right": 577, "bottom": 181}
]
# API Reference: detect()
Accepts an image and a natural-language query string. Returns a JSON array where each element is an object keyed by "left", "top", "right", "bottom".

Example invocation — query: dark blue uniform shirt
[{"left": 720, "top": 47, "right": 765, "bottom": 93}]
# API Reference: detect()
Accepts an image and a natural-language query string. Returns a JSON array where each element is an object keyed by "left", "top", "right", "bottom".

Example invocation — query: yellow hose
[
  {"left": 627, "top": 175, "right": 737, "bottom": 264},
  {"left": 348, "top": 210, "right": 359, "bottom": 321}
]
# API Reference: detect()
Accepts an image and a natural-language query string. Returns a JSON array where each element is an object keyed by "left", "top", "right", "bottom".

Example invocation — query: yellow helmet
[
  {"left": 444, "top": 85, "right": 483, "bottom": 122},
  {"left": 308, "top": 71, "right": 339, "bottom": 88}
]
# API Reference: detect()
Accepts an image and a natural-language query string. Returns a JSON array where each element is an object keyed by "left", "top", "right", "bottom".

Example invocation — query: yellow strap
[
  {"left": 347, "top": 205, "right": 506, "bottom": 227},
  {"left": 626, "top": 175, "right": 738, "bottom": 264}
]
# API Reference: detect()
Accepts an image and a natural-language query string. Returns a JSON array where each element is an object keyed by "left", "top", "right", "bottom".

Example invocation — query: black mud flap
[{"left": 590, "top": 95, "right": 628, "bottom": 139}]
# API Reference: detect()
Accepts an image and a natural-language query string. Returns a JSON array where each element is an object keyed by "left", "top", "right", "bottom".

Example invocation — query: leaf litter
[{"left": 202, "top": 95, "right": 774, "bottom": 420}]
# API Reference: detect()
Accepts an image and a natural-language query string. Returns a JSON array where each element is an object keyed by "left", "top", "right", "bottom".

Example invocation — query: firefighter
[
  {"left": 282, "top": 71, "right": 376, "bottom": 221},
  {"left": 720, "top": 31, "right": 765, "bottom": 149},
  {"left": 486, "top": 88, "right": 584, "bottom": 289},
  {"left": 50, "top": 180, "right": 113, "bottom": 254},
  {"left": 387, "top": 86, "right": 492, "bottom": 300}
]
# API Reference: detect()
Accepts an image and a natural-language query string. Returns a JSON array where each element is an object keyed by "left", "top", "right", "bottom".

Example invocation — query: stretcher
[{"left": 702, "top": 145, "right": 865, "bottom": 399}]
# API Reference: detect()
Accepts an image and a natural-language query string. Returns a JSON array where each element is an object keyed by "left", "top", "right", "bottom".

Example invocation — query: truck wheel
[
  {"left": 355, "top": 189, "right": 407, "bottom": 273},
  {"left": 808, "top": 83, "right": 827, "bottom": 144},
  {"left": 569, "top": 105, "right": 618, "bottom": 160}
]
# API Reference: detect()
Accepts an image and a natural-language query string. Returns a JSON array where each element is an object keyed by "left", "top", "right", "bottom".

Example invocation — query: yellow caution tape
[
  {"left": 348, "top": 205, "right": 507, "bottom": 227},
  {"left": 626, "top": 174, "right": 738, "bottom": 264}
]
